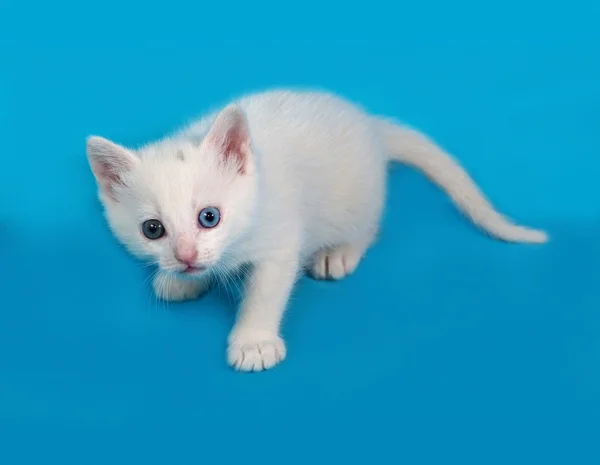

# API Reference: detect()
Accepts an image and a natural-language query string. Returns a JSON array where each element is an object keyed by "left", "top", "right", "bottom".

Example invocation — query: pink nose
[{"left": 175, "top": 248, "right": 198, "bottom": 266}]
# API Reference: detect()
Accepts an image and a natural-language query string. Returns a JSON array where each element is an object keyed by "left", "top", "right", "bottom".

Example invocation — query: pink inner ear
[
  {"left": 221, "top": 127, "right": 249, "bottom": 171},
  {"left": 94, "top": 159, "right": 129, "bottom": 198},
  {"left": 207, "top": 108, "right": 251, "bottom": 174}
]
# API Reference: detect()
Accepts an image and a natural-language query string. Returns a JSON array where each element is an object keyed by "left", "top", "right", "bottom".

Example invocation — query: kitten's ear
[
  {"left": 86, "top": 136, "right": 139, "bottom": 199},
  {"left": 203, "top": 104, "right": 251, "bottom": 173}
]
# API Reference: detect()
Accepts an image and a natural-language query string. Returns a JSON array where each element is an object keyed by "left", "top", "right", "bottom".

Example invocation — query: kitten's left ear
[
  {"left": 86, "top": 136, "right": 139, "bottom": 199},
  {"left": 203, "top": 104, "right": 251, "bottom": 173}
]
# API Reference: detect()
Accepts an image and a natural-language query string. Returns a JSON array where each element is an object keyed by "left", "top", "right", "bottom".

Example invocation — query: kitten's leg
[
  {"left": 153, "top": 271, "right": 212, "bottom": 302},
  {"left": 227, "top": 252, "right": 300, "bottom": 372},
  {"left": 310, "top": 239, "right": 372, "bottom": 281}
]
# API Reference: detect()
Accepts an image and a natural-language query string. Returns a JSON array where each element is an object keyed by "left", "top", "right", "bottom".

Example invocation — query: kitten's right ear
[{"left": 86, "top": 136, "right": 139, "bottom": 199}]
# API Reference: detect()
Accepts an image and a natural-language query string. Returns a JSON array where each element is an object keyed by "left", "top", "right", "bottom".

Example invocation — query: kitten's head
[{"left": 86, "top": 105, "right": 258, "bottom": 277}]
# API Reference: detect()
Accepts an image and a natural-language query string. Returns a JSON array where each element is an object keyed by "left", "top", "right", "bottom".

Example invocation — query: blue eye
[{"left": 198, "top": 207, "right": 221, "bottom": 228}]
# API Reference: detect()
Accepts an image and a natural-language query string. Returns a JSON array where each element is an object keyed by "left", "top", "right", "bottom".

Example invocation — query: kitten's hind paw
[{"left": 309, "top": 244, "right": 364, "bottom": 280}]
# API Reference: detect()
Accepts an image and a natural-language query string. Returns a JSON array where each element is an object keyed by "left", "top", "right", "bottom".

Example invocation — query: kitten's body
[
  {"left": 179, "top": 91, "right": 386, "bottom": 267},
  {"left": 86, "top": 89, "right": 547, "bottom": 372}
]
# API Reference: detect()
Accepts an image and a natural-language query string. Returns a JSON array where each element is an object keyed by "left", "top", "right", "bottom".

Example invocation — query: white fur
[{"left": 86, "top": 89, "right": 548, "bottom": 372}]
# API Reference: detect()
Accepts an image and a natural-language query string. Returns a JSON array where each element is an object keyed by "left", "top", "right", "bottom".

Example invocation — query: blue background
[{"left": 1, "top": 2, "right": 599, "bottom": 464}]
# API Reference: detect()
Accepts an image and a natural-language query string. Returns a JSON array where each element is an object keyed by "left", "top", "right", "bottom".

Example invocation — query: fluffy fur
[{"left": 86, "top": 89, "right": 548, "bottom": 372}]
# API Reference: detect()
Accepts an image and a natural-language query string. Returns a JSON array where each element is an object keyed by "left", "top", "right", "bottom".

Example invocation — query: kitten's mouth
[{"left": 182, "top": 265, "right": 206, "bottom": 275}]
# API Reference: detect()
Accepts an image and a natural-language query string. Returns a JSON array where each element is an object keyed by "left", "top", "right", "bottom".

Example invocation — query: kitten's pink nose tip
[{"left": 175, "top": 249, "right": 198, "bottom": 266}]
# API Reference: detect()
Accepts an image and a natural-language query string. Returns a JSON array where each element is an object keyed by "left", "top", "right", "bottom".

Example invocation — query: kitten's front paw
[
  {"left": 227, "top": 329, "right": 287, "bottom": 372},
  {"left": 152, "top": 274, "right": 211, "bottom": 302}
]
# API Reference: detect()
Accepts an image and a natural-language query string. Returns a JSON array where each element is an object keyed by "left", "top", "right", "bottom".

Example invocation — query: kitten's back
[{"left": 237, "top": 90, "right": 387, "bottom": 252}]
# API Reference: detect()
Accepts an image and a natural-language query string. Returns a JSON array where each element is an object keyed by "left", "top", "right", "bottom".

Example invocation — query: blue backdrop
[{"left": 1, "top": 3, "right": 599, "bottom": 464}]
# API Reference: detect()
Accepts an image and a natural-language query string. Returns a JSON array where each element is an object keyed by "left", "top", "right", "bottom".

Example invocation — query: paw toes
[
  {"left": 227, "top": 335, "right": 286, "bottom": 372},
  {"left": 310, "top": 246, "right": 363, "bottom": 280}
]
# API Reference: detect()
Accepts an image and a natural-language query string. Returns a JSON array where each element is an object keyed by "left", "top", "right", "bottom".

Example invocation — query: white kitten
[{"left": 86, "top": 90, "right": 547, "bottom": 372}]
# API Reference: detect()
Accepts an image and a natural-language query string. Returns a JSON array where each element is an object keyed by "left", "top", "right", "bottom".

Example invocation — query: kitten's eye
[
  {"left": 142, "top": 219, "right": 166, "bottom": 240},
  {"left": 198, "top": 207, "right": 221, "bottom": 229}
]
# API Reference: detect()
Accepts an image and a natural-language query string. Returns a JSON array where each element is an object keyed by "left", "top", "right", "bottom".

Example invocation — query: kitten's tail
[{"left": 375, "top": 118, "right": 548, "bottom": 244}]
